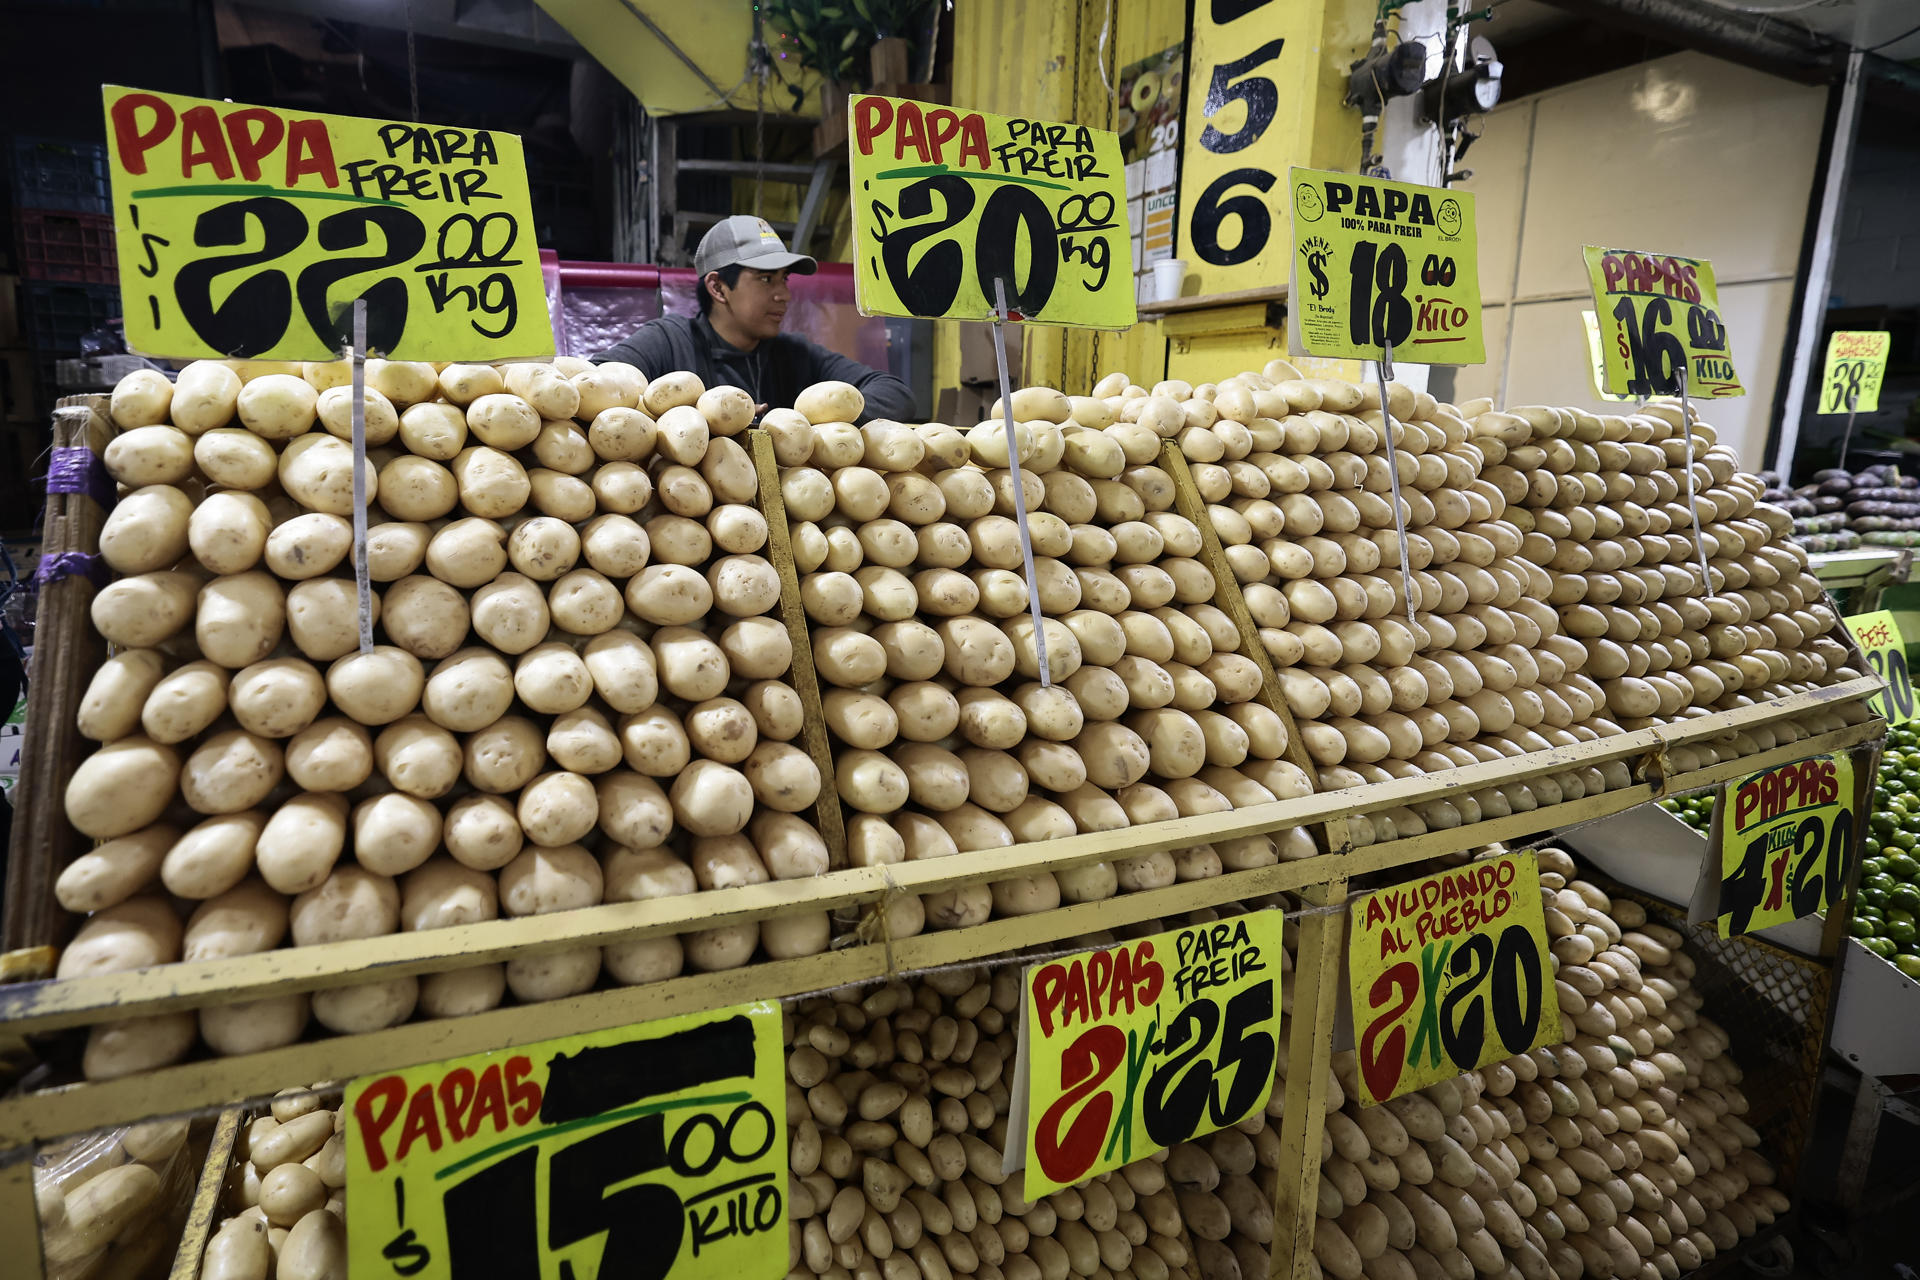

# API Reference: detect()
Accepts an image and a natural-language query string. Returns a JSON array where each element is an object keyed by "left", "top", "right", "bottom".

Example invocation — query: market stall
[{"left": 0, "top": 49, "right": 1901, "bottom": 1280}]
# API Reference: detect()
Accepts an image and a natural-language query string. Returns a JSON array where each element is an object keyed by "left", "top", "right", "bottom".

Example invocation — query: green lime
[
  {"left": 1896, "top": 955, "right": 1920, "bottom": 981},
  {"left": 1868, "top": 873, "right": 1900, "bottom": 894},
  {"left": 1889, "top": 853, "right": 1920, "bottom": 879},
  {"left": 1851, "top": 915, "right": 1880, "bottom": 938},
  {"left": 1870, "top": 937, "right": 1900, "bottom": 959},
  {"left": 1892, "top": 885, "right": 1920, "bottom": 913}
]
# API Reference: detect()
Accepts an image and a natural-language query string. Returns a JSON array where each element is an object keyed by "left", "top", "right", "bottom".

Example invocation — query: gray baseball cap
[{"left": 695, "top": 215, "right": 818, "bottom": 277}]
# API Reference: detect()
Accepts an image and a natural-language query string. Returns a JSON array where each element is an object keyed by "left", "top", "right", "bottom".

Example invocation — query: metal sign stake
[{"left": 990, "top": 278, "right": 1051, "bottom": 688}]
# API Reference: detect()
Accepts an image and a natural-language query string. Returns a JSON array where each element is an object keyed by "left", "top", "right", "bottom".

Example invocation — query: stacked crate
[{"left": 5, "top": 136, "right": 118, "bottom": 535}]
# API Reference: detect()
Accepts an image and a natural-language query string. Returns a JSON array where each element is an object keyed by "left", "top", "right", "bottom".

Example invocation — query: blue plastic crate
[{"left": 10, "top": 138, "right": 110, "bottom": 216}]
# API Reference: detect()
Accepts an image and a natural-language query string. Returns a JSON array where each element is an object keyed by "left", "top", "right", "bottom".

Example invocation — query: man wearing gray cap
[{"left": 593, "top": 215, "right": 916, "bottom": 425}]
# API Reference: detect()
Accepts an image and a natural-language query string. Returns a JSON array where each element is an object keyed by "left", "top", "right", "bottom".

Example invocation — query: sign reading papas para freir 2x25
[
  {"left": 1715, "top": 753, "right": 1858, "bottom": 938},
  {"left": 1019, "top": 912, "right": 1283, "bottom": 1196},
  {"left": 1287, "top": 167, "right": 1484, "bottom": 365},
  {"left": 345, "top": 1002, "right": 785, "bottom": 1280},
  {"left": 1583, "top": 246, "right": 1742, "bottom": 399},
  {"left": 103, "top": 85, "right": 554, "bottom": 362},
  {"left": 1348, "top": 850, "right": 1561, "bottom": 1106},
  {"left": 848, "top": 94, "right": 1135, "bottom": 329}
]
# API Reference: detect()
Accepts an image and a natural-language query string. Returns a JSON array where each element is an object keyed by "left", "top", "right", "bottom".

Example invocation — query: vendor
[{"left": 593, "top": 216, "right": 916, "bottom": 424}]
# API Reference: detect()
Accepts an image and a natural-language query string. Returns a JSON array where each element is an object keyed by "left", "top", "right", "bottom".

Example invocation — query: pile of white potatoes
[
  {"left": 1291, "top": 846, "right": 1786, "bottom": 1280},
  {"left": 782, "top": 941, "right": 1275, "bottom": 1280},
  {"left": 195, "top": 1086, "right": 347, "bottom": 1280},
  {"left": 33, "top": 1115, "right": 193, "bottom": 1280},
  {"left": 773, "top": 376, "right": 1320, "bottom": 933},
  {"left": 59, "top": 357, "right": 837, "bottom": 1078},
  {"left": 1175, "top": 365, "right": 1868, "bottom": 839}
]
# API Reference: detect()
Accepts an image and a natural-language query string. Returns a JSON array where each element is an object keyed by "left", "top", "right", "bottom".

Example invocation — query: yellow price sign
[
  {"left": 848, "top": 95, "right": 1133, "bottom": 328},
  {"left": 1287, "top": 168, "right": 1483, "bottom": 364},
  {"left": 1845, "top": 609, "right": 1915, "bottom": 724},
  {"left": 1020, "top": 913, "right": 1283, "bottom": 1196},
  {"left": 1582, "top": 246, "right": 1742, "bottom": 398},
  {"left": 345, "top": 1003, "right": 786, "bottom": 1280},
  {"left": 1582, "top": 310, "right": 1632, "bottom": 403},
  {"left": 1818, "top": 331, "right": 1891, "bottom": 415},
  {"left": 103, "top": 85, "right": 553, "bottom": 362},
  {"left": 1348, "top": 851, "right": 1561, "bottom": 1106},
  {"left": 1713, "top": 754, "right": 1859, "bottom": 937}
]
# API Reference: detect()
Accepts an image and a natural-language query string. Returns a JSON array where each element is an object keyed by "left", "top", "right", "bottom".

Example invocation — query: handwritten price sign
[
  {"left": 346, "top": 1003, "right": 785, "bottom": 1280},
  {"left": 1714, "top": 753, "right": 1859, "bottom": 937},
  {"left": 103, "top": 85, "right": 553, "bottom": 361},
  {"left": 1847, "top": 610, "right": 1914, "bottom": 724},
  {"left": 1349, "top": 851, "right": 1561, "bottom": 1106},
  {"left": 1287, "top": 167, "right": 1484, "bottom": 364},
  {"left": 848, "top": 95, "right": 1133, "bottom": 328},
  {"left": 1583, "top": 246, "right": 1742, "bottom": 399},
  {"left": 1020, "top": 913, "right": 1283, "bottom": 1196},
  {"left": 1818, "top": 330, "right": 1891, "bottom": 415}
]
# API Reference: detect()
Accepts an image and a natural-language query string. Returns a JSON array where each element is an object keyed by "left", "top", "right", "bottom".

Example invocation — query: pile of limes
[
  {"left": 1850, "top": 722, "right": 1920, "bottom": 978},
  {"left": 1660, "top": 794, "right": 1715, "bottom": 833}
]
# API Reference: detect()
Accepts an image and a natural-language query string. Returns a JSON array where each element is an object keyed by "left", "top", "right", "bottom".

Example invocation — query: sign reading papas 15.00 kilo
[
  {"left": 103, "top": 85, "right": 553, "bottom": 361},
  {"left": 346, "top": 1003, "right": 785, "bottom": 1280}
]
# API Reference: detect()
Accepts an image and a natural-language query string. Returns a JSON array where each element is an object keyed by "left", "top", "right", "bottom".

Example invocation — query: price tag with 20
[
  {"left": 346, "top": 1003, "right": 785, "bottom": 1280},
  {"left": 1846, "top": 609, "right": 1914, "bottom": 725},
  {"left": 1711, "top": 753, "right": 1859, "bottom": 938},
  {"left": 103, "top": 85, "right": 553, "bottom": 361},
  {"left": 1017, "top": 913, "right": 1284, "bottom": 1196},
  {"left": 848, "top": 95, "right": 1134, "bottom": 328},
  {"left": 1582, "top": 246, "right": 1741, "bottom": 399},
  {"left": 1287, "top": 167, "right": 1484, "bottom": 364},
  {"left": 1349, "top": 850, "right": 1562, "bottom": 1106},
  {"left": 1818, "top": 331, "right": 1892, "bottom": 415}
]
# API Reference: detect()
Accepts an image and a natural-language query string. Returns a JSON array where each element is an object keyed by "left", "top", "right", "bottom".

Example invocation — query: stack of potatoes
[
  {"left": 59, "top": 358, "right": 833, "bottom": 1078},
  {"left": 197, "top": 1086, "right": 347, "bottom": 1280},
  {"left": 1490, "top": 400, "right": 1862, "bottom": 768},
  {"left": 1288, "top": 846, "right": 1787, "bottom": 1280},
  {"left": 774, "top": 377, "right": 1319, "bottom": 934},
  {"left": 34, "top": 1115, "right": 193, "bottom": 1280}
]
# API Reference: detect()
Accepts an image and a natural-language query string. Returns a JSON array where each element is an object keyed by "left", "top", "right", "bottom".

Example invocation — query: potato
[
  {"left": 444, "top": 793, "right": 525, "bottom": 871},
  {"left": 106, "top": 423, "right": 194, "bottom": 488},
  {"left": 286, "top": 717, "right": 374, "bottom": 792},
  {"left": 589, "top": 406, "right": 658, "bottom": 461},
  {"left": 160, "top": 809, "right": 268, "bottom": 900},
  {"left": 92, "top": 570, "right": 198, "bottom": 649},
  {"left": 373, "top": 715, "right": 464, "bottom": 798},
  {"left": 162, "top": 364, "right": 238, "bottom": 436},
  {"left": 286, "top": 579, "right": 379, "bottom": 662},
  {"left": 548, "top": 705, "right": 622, "bottom": 774},
  {"left": 316, "top": 384, "right": 399, "bottom": 446},
  {"left": 746, "top": 680, "right": 806, "bottom": 740},
  {"left": 79, "top": 649, "right": 168, "bottom": 742},
  {"left": 100, "top": 485, "right": 192, "bottom": 573},
  {"left": 671, "top": 759, "right": 756, "bottom": 835},
  {"left": 353, "top": 791, "right": 443, "bottom": 876},
  {"left": 65, "top": 737, "right": 180, "bottom": 837},
  {"left": 237, "top": 374, "right": 318, "bottom": 439},
  {"left": 654, "top": 626, "right": 730, "bottom": 701},
  {"left": 189, "top": 490, "right": 272, "bottom": 574},
  {"left": 517, "top": 771, "right": 599, "bottom": 847},
  {"left": 441, "top": 363, "right": 505, "bottom": 405},
  {"left": 549, "top": 568, "right": 623, "bottom": 635},
  {"left": 720, "top": 616, "right": 793, "bottom": 680},
  {"left": 742, "top": 741, "right": 822, "bottom": 812},
  {"left": 264, "top": 512, "right": 352, "bottom": 580},
  {"left": 378, "top": 455, "right": 459, "bottom": 521},
  {"left": 378, "top": 576, "right": 469, "bottom": 660},
  {"left": 183, "top": 877, "right": 288, "bottom": 960},
  {"left": 574, "top": 361, "right": 641, "bottom": 418},
  {"left": 504, "top": 364, "right": 581, "bottom": 420},
  {"left": 180, "top": 728, "right": 283, "bottom": 815},
  {"left": 367, "top": 359, "right": 439, "bottom": 407},
  {"left": 499, "top": 842, "right": 603, "bottom": 915},
  {"left": 465, "top": 715, "right": 547, "bottom": 792},
  {"left": 106, "top": 367, "right": 172, "bottom": 429},
  {"left": 289, "top": 865, "right": 400, "bottom": 945},
  {"left": 56, "top": 823, "right": 176, "bottom": 913},
  {"left": 452, "top": 446, "right": 532, "bottom": 518},
  {"left": 82, "top": 1012, "right": 196, "bottom": 1080},
  {"left": 529, "top": 468, "right": 597, "bottom": 522},
  {"left": 327, "top": 646, "right": 425, "bottom": 724},
  {"left": 798, "top": 381, "right": 865, "bottom": 425},
  {"left": 280, "top": 434, "right": 376, "bottom": 516},
  {"left": 229, "top": 657, "right": 328, "bottom": 738},
  {"left": 313, "top": 977, "right": 418, "bottom": 1033},
  {"left": 581, "top": 631, "right": 658, "bottom": 714},
  {"left": 189, "top": 429, "right": 276, "bottom": 493},
  {"left": 419, "top": 965, "right": 508, "bottom": 1017},
  {"left": 425, "top": 516, "right": 508, "bottom": 587},
  {"left": 56, "top": 895, "right": 182, "bottom": 978}
]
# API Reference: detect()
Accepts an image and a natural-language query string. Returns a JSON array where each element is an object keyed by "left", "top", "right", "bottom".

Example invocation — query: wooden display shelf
[{"left": 168, "top": 1108, "right": 242, "bottom": 1280}]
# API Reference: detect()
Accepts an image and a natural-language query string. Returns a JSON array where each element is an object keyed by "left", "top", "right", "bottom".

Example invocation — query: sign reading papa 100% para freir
[
  {"left": 103, "top": 85, "right": 553, "bottom": 361},
  {"left": 1582, "top": 246, "right": 1742, "bottom": 399},
  {"left": 1287, "top": 167, "right": 1485, "bottom": 364},
  {"left": 848, "top": 95, "right": 1135, "bottom": 328},
  {"left": 345, "top": 1003, "right": 785, "bottom": 1280},
  {"left": 1348, "top": 850, "right": 1561, "bottom": 1106},
  {"left": 1017, "top": 912, "right": 1284, "bottom": 1196}
]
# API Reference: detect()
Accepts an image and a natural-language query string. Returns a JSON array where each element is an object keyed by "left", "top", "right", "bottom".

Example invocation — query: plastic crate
[
  {"left": 22, "top": 282, "right": 119, "bottom": 357},
  {"left": 9, "top": 138, "right": 110, "bottom": 216},
  {"left": 16, "top": 210, "right": 116, "bottom": 285}
]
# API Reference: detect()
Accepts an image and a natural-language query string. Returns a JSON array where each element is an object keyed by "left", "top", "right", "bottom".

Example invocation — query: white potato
[
  {"left": 109, "top": 369, "right": 174, "bottom": 429},
  {"left": 189, "top": 490, "right": 272, "bottom": 574},
  {"left": 381, "top": 576, "right": 470, "bottom": 659},
  {"left": 279, "top": 434, "right": 376, "bottom": 516},
  {"left": 443, "top": 793, "right": 525, "bottom": 871},
  {"left": 366, "top": 359, "right": 438, "bottom": 407},
  {"left": 377, "top": 455, "right": 459, "bottom": 521},
  {"left": 424, "top": 647, "right": 516, "bottom": 732},
  {"left": 255, "top": 794, "right": 349, "bottom": 893},
  {"left": 99, "top": 486, "right": 191, "bottom": 574},
  {"left": 285, "top": 717, "right": 374, "bottom": 792},
  {"left": 92, "top": 571, "right": 198, "bottom": 649},
  {"left": 374, "top": 715, "right": 464, "bottom": 798},
  {"left": 325, "top": 646, "right": 425, "bottom": 725},
  {"left": 353, "top": 791, "right": 442, "bottom": 876},
  {"left": 265, "top": 512, "right": 352, "bottom": 580},
  {"left": 425, "top": 516, "right": 508, "bottom": 588},
  {"left": 470, "top": 573, "right": 551, "bottom": 654},
  {"left": 229, "top": 657, "right": 328, "bottom": 738},
  {"left": 237, "top": 374, "right": 318, "bottom": 440},
  {"left": 170, "top": 360, "right": 243, "bottom": 434},
  {"left": 286, "top": 579, "right": 379, "bottom": 662},
  {"left": 315, "top": 385, "right": 399, "bottom": 446},
  {"left": 464, "top": 715, "right": 547, "bottom": 793}
]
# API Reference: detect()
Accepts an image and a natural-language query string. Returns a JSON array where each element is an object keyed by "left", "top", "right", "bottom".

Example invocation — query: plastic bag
[{"left": 35, "top": 1117, "right": 195, "bottom": 1280}]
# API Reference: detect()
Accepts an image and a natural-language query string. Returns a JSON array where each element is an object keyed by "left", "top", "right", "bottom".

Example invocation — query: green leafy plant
[{"left": 763, "top": 0, "right": 937, "bottom": 89}]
